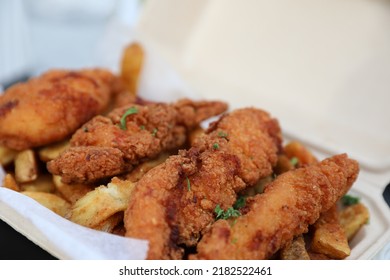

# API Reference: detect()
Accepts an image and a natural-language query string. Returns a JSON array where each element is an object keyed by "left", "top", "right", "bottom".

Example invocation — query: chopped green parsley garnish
[
  {"left": 233, "top": 196, "right": 246, "bottom": 209},
  {"left": 186, "top": 177, "right": 191, "bottom": 191},
  {"left": 218, "top": 131, "right": 228, "bottom": 139},
  {"left": 119, "top": 107, "right": 138, "bottom": 130},
  {"left": 215, "top": 196, "right": 246, "bottom": 220},
  {"left": 212, "top": 143, "right": 219, "bottom": 150},
  {"left": 231, "top": 237, "right": 238, "bottom": 244},
  {"left": 151, "top": 128, "right": 158, "bottom": 137},
  {"left": 139, "top": 125, "right": 145, "bottom": 130},
  {"left": 290, "top": 157, "right": 299, "bottom": 167},
  {"left": 341, "top": 194, "right": 360, "bottom": 206},
  {"left": 214, "top": 205, "right": 241, "bottom": 220}
]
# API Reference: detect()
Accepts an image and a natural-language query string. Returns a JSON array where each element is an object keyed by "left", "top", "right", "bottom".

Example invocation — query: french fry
[
  {"left": 53, "top": 175, "right": 94, "bottom": 204},
  {"left": 120, "top": 42, "right": 144, "bottom": 95},
  {"left": 274, "top": 154, "right": 294, "bottom": 175},
  {"left": 93, "top": 212, "right": 124, "bottom": 233},
  {"left": 339, "top": 203, "right": 369, "bottom": 241},
  {"left": 310, "top": 205, "right": 350, "bottom": 259},
  {"left": 38, "top": 140, "right": 70, "bottom": 162},
  {"left": 68, "top": 177, "right": 136, "bottom": 230},
  {"left": 0, "top": 145, "right": 18, "bottom": 166},
  {"left": 308, "top": 252, "right": 332, "bottom": 260},
  {"left": 280, "top": 235, "right": 310, "bottom": 260},
  {"left": 21, "top": 191, "right": 71, "bottom": 217},
  {"left": 242, "top": 175, "right": 273, "bottom": 197},
  {"left": 14, "top": 149, "right": 38, "bottom": 183},
  {"left": 122, "top": 152, "right": 170, "bottom": 182},
  {"left": 2, "top": 173, "right": 20, "bottom": 192},
  {"left": 284, "top": 141, "right": 318, "bottom": 166},
  {"left": 21, "top": 174, "right": 55, "bottom": 193}
]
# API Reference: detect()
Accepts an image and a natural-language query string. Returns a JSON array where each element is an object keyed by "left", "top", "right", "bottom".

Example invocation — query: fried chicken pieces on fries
[
  {"left": 191, "top": 154, "right": 358, "bottom": 260},
  {"left": 47, "top": 99, "right": 227, "bottom": 184},
  {"left": 124, "top": 108, "right": 282, "bottom": 259},
  {"left": 0, "top": 43, "right": 369, "bottom": 260}
]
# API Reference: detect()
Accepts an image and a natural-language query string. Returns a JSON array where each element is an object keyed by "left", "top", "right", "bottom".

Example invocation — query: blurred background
[
  {"left": 0, "top": 0, "right": 143, "bottom": 88},
  {"left": 1, "top": 0, "right": 390, "bottom": 173},
  {"left": 1, "top": 0, "right": 390, "bottom": 171}
]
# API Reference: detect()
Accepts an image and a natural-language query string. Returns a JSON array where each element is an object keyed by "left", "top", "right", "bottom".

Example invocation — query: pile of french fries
[{"left": 0, "top": 43, "right": 369, "bottom": 260}]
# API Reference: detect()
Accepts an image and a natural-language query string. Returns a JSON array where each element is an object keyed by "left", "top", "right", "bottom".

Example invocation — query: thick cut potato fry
[
  {"left": 38, "top": 140, "right": 70, "bottom": 162},
  {"left": 93, "top": 212, "right": 124, "bottom": 233},
  {"left": 242, "top": 175, "right": 273, "bottom": 197},
  {"left": 284, "top": 141, "right": 318, "bottom": 166},
  {"left": 21, "top": 191, "right": 71, "bottom": 217},
  {"left": 339, "top": 203, "right": 369, "bottom": 241},
  {"left": 3, "top": 173, "right": 20, "bottom": 191},
  {"left": 21, "top": 174, "right": 55, "bottom": 193},
  {"left": 122, "top": 152, "right": 170, "bottom": 182},
  {"left": 308, "top": 252, "right": 332, "bottom": 260},
  {"left": 0, "top": 145, "right": 18, "bottom": 166},
  {"left": 53, "top": 175, "right": 93, "bottom": 204},
  {"left": 311, "top": 205, "right": 350, "bottom": 259},
  {"left": 120, "top": 42, "right": 144, "bottom": 95},
  {"left": 14, "top": 149, "right": 38, "bottom": 183},
  {"left": 274, "top": 154, "right": 294, "bottom": 175},
  {"left": 68, "top": 177, "right": 135, "bottom": 230},
  {"left": 280, "top": 235, "right": 310, "bottom": 260}
]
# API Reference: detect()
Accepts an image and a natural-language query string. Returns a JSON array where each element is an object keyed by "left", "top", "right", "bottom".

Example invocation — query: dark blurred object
[
  {"left": 0, "top": 219, "right": 56, "bottom": 260},
  {"left": 383, "top": 182, "right": 390, "bottom": 208},
  {"left": 3, "top": 75, "right": 30, "bottom": 90}
]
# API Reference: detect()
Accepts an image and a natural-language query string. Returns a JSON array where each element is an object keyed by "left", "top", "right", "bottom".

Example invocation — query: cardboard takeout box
[{"left": 134, "top": 0, "right": 390, "bottom": 259}]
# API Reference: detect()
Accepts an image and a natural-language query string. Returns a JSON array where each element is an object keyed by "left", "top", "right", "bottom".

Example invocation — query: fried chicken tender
[
  {"left": 0, "top": 69, "right": 117, "bottom": 150},
  {"left": 47, "top": 99, "right": 228, "bottom": 184},
  {"left": 124, "top": 108, "right": 282, "bottom": 259},
  {"left": 191, "top": 154, "right": 359, "bottom": 260}
]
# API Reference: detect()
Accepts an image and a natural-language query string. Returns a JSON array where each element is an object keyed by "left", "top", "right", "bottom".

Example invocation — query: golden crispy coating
[
  {"left": 47, "top": 99, "right": 228, "bottom": 184},
  {"left": 124, "top": 108, "right": 282, "bottom": 259},
  {"left": 191, "top": 154, "right": 359, "bottom": 260},
  {"left": 48, "top": 146, "right": 126, "bottom": 184},
  {"left": 0, "top": 69, "right": 117, "bottom": 150}
]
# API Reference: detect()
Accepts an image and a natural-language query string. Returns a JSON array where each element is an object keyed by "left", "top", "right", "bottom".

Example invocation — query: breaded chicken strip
[
  {"left": 124, "top": 108, "right": 282, "bottom": 259},
  {"left": 47, "top": 99, "right": 227, "bottom": 184},
  {"left": 191, "top": 154, "right": 359, "bottom": 260},
  {"left": 0, "top": 69, "right": 117, "bottom": 150}
]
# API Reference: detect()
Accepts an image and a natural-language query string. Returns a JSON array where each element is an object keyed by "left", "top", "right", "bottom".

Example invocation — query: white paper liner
[
  {"left": 0, "top": 23, "right": 199, "bottom": 259},
  {"left": 0, "top": 181, "right": 148, "bottom": 260}
]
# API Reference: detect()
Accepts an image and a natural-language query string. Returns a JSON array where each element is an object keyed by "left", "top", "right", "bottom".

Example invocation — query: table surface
[{"left": 0, "top": 219, "right": 56, "bottom": 260}]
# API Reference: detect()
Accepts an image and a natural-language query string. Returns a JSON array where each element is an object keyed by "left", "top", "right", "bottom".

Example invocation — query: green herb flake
[
  {"left": 119, "top": 107, "right": 138, "bottom": 130},
  {"left": 214, "top": 205, "right": 241, "bottom": 220},
  {"left": 231, "top": 237, "right": 238, "bottom": 244},
  {"left": 212, "top": 143, "right": 219, "bottom": 150},
  {"left": 139, "top": 125, "right": 145, "bottom": 130},
  {"left": 341, "top": 194, "right": 360, "bottom": 206},
  {"left": 186, "top": 177, "right": 191, "bottom": 191},
  {"left": 225, "top": 207, "right": 241, "bottom": 218},
  {"left": 151, "top": 128, "right": 158, "bottom": 137},
  {"left": 214, "top": 204, "right": 224, "bottom": 220},
  {"left": 290, "top": 157, "right": 299, "bottom": 167},
  {"left": 218, "top": 131, "right": 228, "bottom": 139},
  {"left": 233, "top": 196, "right": 246, "bottom": 209}
]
